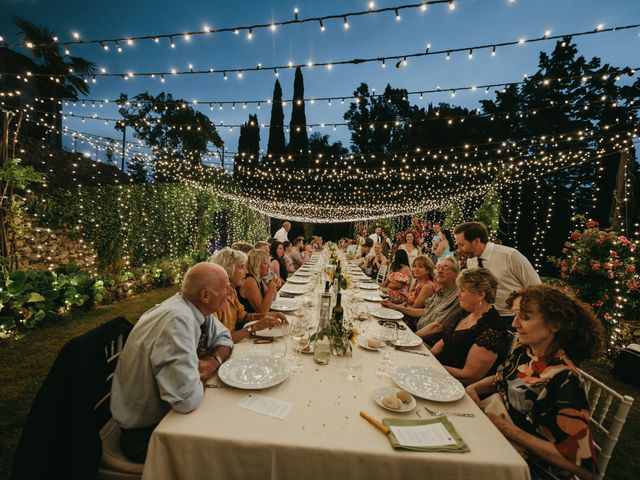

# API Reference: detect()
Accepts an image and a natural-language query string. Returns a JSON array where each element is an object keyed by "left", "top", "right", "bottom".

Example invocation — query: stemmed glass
[
  {"left": 375, "top": 322, "right": 398, "bottom": 379},
  {"left": 290, "top": 313, "right": 309, "bottom": 373}
]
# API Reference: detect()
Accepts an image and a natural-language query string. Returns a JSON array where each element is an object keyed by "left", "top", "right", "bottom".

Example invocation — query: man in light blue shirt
[{"left": 110, "top": 262, "right": 233, "bottom": 462}]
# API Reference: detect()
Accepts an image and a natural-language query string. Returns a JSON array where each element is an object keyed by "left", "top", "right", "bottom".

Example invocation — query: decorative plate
[
  {"left": 244, "top": 320, "right": 290, "bottom": 338},
  {"left": 372, "top": 386, "right": 416, "bottom": 412},
  {"left": 218, "top": 355, "right": 288, "bottom": 390},
  {"left": 361, "top": 294, "right": 384, "bottom": 302},
  {"left": 287, "top": 276, "right": 310, "bottom": 284},
  {"left": 392, "top": 365, "right": 465, "bottom": 402},
  {"left": 270, "top": 299, "right": 298, "bottom": 312},
  {"left": 357, "top": 335, "right": 383, "bottom": 351},
  {"left": 369, "top": 307, "right": 404, "bottom": 320},
  {"left": 394, "top": 330, "right": 423, "bottom": 347},
  {"left": 280, "top": 284, "right": 307, "bottom": 295},
  {"left": 358, "top": 283, "right": 380, "bottom": 290}
]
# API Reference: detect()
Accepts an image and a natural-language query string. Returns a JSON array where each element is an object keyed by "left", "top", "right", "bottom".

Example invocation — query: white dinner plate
[
  {"left": 244, "top": 320, "right": 290, "bottom": 338},
  {"left": 270, "top": 299, "right": 298, "bottom": 312},
  {"left": 218, "top": 355, "right": 288, "bottom": 390},
  {"left": 287, "top": 276, "right": 310, "bottom": 284},
  {"left": 280, "top": 284, "right": 307, "bottom": 295},
  {"left": 392, "top": 365, "right": 465, "bottom": 402},
  {"left": 373, "top": 386, "right": 416, "bottom": 413},
  {"left": 369, "top": 307, "right": 404, "bottom": 320},
  {"left": 394, "top": 330, "right": 423, "bottom": 347},
  {"left": 362, "top": 294, "right": 384, "bottom": 302},
  {"left": 357, "top": 335, "right": 383, "bottom": 351},
  {"left": 358, "top": 283, "right": 379, "bottom": 290},
  {"left": 293, "top": 271, "right": 313, "bottom": 277}
]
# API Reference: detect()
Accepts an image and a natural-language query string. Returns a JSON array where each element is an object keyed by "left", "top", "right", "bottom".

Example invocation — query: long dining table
[{"left": 142, "top": 255, "right": 531, "bottom": 480}]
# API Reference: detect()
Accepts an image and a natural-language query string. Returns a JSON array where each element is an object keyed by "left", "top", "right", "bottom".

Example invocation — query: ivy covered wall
[{"left": 27, "top": 183, "right": 270, "bottom": 269}]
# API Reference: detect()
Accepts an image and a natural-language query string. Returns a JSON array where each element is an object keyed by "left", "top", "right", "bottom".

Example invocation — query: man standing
[
  {"left": 430, "top": 222, "right": 443, "bottom": 263},
  {"left": 111, "top": 263, "right": 234, "bottom": 462},
  {"left": 274, "top": 221, "right": 291, "bottom": 243},
  {"left": 453, "top": 221, "right": 540, "bottom": 320}
]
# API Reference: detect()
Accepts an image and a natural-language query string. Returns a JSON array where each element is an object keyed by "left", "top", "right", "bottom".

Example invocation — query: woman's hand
[
  {"left": 255, "top": 313, "right": 288, "bottom": 331},
  {"left": 486, "top": 412, "right": 514, "bottom": 437},
  {"left": 465, "top": 385, "right": 481, "bottom": 406}
]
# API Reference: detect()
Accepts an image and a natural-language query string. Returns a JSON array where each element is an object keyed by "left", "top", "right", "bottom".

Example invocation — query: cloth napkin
[{"left": 383, "top": 417, "right": 469, "bottom": 453}]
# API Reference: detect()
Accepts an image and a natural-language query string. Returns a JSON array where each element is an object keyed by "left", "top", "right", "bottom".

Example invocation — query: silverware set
[{"left": 423, "top": 405, "right": 475, "bottom": 418}]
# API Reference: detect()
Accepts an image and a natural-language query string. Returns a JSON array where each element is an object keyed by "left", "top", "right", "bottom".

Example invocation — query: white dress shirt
[
  {"left": 466, "top": 242, "right": 541, "bottom": 316},
  {"left": 111, "top": 293, "right": 233, "bottom": 428},
  {"left": 274, "top": 227, "right": 289, "bottom": 243}
]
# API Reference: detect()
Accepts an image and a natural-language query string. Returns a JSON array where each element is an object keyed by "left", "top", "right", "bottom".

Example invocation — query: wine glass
[
  {"left": 290, "top": 315, "right": 309, "bottom": 373},
  {"left": 375, "top": 322, "right": 398, "bottom": 379}
]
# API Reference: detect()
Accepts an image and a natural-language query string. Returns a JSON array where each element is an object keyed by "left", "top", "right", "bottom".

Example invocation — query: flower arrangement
[{"left": 549, "top": 215, "right": 639, "bottom": 354}]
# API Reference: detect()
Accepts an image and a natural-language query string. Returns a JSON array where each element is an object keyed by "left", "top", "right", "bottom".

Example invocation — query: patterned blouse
[{"left": 496, "top": 345, "right": 598, "bottom": 479}]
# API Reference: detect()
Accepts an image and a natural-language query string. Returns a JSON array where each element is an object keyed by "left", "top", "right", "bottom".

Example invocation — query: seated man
[
  {"left": 110, "top": 262, "right": 233, "bottom": 463},
  {"left": 289, "top": 236, "right": 306, "bottom": 270},
  {"left": 355, "top": 238, "right": 374, "bottom": 269}
]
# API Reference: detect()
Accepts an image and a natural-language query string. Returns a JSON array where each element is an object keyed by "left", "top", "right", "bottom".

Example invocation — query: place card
[
  {"left": 238, "top": 394, "right": 294, "bottom": 421},
  {"left": 389, "top": 423, "right": 457, "bottom": 448}
]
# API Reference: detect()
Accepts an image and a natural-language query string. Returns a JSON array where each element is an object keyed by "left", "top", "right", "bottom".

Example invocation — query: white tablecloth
[{"left": 143, "top": 266, "right": 530, "bottom": 480}]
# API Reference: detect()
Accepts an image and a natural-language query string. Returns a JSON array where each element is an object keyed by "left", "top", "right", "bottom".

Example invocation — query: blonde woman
[{"left": 238, "top": 249, "right": 278, "bottom": 313}]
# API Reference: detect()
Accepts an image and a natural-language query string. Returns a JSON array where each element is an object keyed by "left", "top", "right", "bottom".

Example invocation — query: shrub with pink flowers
[{"left": 550, "top": 216, "right": 640, "bottom": 353}]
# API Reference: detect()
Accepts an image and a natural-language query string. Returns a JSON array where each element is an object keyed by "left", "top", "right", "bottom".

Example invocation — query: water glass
[{"left": 271, "top": 338, "right": 287, "bottom": 360}]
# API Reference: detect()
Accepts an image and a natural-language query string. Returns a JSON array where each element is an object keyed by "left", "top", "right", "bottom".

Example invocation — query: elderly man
[
  {"left": 453, "top": 221, "right": 540, "bottom": 323},
  {"left": 111, "top": 263, "right": 234, "bottom": 463},
  {"left": 274, "top": 221, "right": 291, "bottom": 243},
  {"left": 385, "top": 257, "right": 463, "bottom": 345}
]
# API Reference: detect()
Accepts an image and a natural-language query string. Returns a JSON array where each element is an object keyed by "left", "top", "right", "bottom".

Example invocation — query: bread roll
[
  {"left": 396, "top": 391, "right": 413, "bottom": 405},
  {"left": 368, "top": 338, "right": 383, "bottom": 349},
  {"left": 382, "top": 394, "right": 402, "bottom": 409}
]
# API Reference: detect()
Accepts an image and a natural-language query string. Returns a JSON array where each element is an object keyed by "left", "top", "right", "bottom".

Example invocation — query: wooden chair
[{"left": 576, "top": 368, "right": 634, "bottom": 480}]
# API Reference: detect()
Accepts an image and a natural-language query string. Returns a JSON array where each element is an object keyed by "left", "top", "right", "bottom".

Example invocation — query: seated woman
[
  {"left": 398, "top": 231, "right": 420, "bottom": 266},
  {"left": 466, "top": 285, "right": 601, "bottom": 480},
  {"left": 434, "top": 229, "right": 455, "bottom": 260},
  {"left": 237, "top": 249, "right": 278, "bottom": 313},
  {"left": 431, "top": 268, "right": 509, "bottom": 385},
  {"left": 364, "top": 242, "right": 389, "bottom": 279},
  {"left": 384, "top": 248, "right": 412, "bottom": 282},
  {"left": 385, "top": 271, "right": 410, "bottom": 304},
  {"left": 382, "top": 255, "right": 436, "bottom": 330},
  {"left": 269, "top": 240, "right": 288, "bottom": 283},
  {"left": 210, "top": 248, "right": 286, "bottom": 343}
]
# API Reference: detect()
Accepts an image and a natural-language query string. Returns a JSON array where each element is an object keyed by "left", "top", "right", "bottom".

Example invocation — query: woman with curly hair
[
  {"left": 466, "top": 284, "right": 602, "bottom": 480},
  {"left": 398, "top": 231, "right": 420, "bottom": 266}
]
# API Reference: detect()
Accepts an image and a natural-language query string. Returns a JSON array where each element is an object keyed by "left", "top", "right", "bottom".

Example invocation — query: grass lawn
[{"left": 0, "top": 284, "right": 638, "bottom": 479}]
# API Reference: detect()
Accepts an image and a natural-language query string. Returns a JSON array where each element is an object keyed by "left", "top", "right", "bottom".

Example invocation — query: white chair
[
  {"left": 577, "top": 368, "right": 634, "bottom": 480},
  {"left": 376, "top": 264, "right": 388, "bottom": 284}
]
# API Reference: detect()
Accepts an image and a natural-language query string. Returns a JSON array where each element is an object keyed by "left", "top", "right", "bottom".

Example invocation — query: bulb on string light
[
  {"left": 468, "top": 49, "right": 473, "bottom": 59},
  {"left": 491, "top": 45, "right": 496, "bottom": 56},
  {"left": 343, "top": 16, "right": 350, "bottom": 29},
  {"left": 170, "top": 37, "right": 175, "bottom": 48},
  {"left": 319, "top": 19, "right": 325, "bottom": 31},
  {"left": 395, "top": 9, "right": 401, "bottom": 21},
  {"left": 369, "top": 2, "right": 375, "bottom": 10},
  {"left": 421, "top": 4, "right": 427, "bottom": 11},
  {"left": 72, "top": 31, "right": 80, "bottom": 40},
  {"left": 449, "top": 1, "right": 456, "bottom": 10},
  {"left": 294, "top": 8, "right": 299, "bottom": 21},
  {"left": 247, "top": 28, "right": 253, "bottom": 40},
  {"left": 270, "top": 23, "right": 277, "bottom": 32},
  {"left": 446, "top": 51, "right": 451, "bottom": 60}
]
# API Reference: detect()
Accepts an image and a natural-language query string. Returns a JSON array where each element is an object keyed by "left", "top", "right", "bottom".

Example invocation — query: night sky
[{"left": 1, "top": 0, "right": 639, "bottom": 169}]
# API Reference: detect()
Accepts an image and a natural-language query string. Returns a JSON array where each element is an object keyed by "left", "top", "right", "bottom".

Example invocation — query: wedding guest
[
  {"left": 431, "top": 268, "right": 509, "bottom": 385},
  {"left": 274, "top": 221, "right": 291, "bottom": 243},
  {"left": 230, "top": 241, "right": 253, "bottom": 254},
  {"left": 269, "top": 240, "right": 288, "bottom": 283},
  {"left": 210, "top": 248, "right": 286, "bottom": 343},
  {"left": 466, "top": 285, "right": 602, "bottom": 480},
  {"left": 430, "top": 222, "right": 443, "bottom": 263},
  {"left": 289, "top": 236, "right": 306, "bottom": 270},
  {"left": 434, "top": 229, "right": 455, "bottom": 259},
  {"left": 355, "top": 238, "right": 374, "bottom": 267},
  {"left": 454, "top": 221, "right": 540, "bottom": 326},
  {"left": 384, "top": 271, "right": 411, "bottom": 304},
  {"left": 111, "top": 263, "right": 233, "bottom": 462},
  {"left": 253, "top": 241, "right": 270, "bottom": 252},
  {"left": 282, "top": 241, "right": 296, "bottom": 274},
  {"left": 386, "top": 248, "right": 412, "bottom": 280},
  {"left": 364, "top": 242, "right": 388, "bottom": 278},
  {"left": 382, "top": 255, "right": 436, "bottom": 330},
  {"left": 398, "top": 231, "right": 420, "bottom": 266},
  {"left": 238, "top": 249, "right": 278, "bottom": 313}
]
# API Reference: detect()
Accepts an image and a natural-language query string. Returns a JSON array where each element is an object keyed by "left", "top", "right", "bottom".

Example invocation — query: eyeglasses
[{"left": 437, "top": 264, "right": 454, "bottom": 271}]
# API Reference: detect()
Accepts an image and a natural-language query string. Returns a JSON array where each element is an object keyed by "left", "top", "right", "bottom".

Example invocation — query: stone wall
[{"left": 15, "top": 220, "right": 97, "bottom": 272}]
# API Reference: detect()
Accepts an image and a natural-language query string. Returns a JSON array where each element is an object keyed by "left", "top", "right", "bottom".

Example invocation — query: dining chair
[
  {"left": 577, "top": 368, "right": 634, "bottom": 480},
  {"left": 376, "top": 264, "right": 388, "bottom": 284},
  {"left": 11, "top": 316, "right": 143, "bottom": 480}
]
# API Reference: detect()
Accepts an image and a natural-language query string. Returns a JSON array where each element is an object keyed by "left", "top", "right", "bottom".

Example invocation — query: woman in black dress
[
  {"left": 269, "top": 240, "right": 288, "bottom": 283},
  {"left": 431, "top": 268, "right": 509, "bottom": 385}
]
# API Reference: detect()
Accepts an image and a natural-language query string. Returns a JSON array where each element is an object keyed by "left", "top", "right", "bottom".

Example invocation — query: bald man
[
  {"left": 274, "top": 221, "right": 291, "bottom": 243},
  {"left": 111, "top": 262, "right": 234, "bottom": 462}
]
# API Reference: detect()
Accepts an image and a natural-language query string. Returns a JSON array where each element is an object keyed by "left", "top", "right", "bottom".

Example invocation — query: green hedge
[{"left": 27, "top": 183, "right": 269, "bottom": 268}]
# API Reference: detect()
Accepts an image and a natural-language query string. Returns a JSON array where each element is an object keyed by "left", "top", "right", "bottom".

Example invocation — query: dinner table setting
[{"left": 142, "top": 248, "right": 531, "bottom": 480}]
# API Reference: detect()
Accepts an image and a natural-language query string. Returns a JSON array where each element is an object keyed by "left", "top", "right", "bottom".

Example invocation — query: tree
[
  {"left": 288, "top": 67, "right": 309, "bottom": 164},
  {"left": 308, "top": 132, "right": 348, "bottom": 158},
  {"left": 234, "top": 114, "right": 260, "bottom": 176},
  {"left": 7, "top": 18, "right": 96, "bottom": 148},
  {"left": 266, "top": 79, "right": 286, "bottom": 158},
  {"left": 115, "top": 92, "right": 223, "bottom": 182},
  {"left": 127, "top": 155, "right": 148, "bottom": 183}
]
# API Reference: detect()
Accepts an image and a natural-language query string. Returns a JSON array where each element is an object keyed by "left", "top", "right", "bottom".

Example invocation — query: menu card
[
  {"left": 238, "top": 394, "right": 293, "bottom": 421},
  {"left": 389, "top": 423, "right": 457, "bottom": 448}
]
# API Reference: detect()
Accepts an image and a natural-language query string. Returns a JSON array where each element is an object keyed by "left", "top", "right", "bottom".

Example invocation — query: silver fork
[{"left": 424, "top": 406, "right": 475, "bottom": 418}]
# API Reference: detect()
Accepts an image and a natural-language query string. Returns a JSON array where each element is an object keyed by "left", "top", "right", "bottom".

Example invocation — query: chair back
[
  {"left": 376, "top": 264, "right": 388, "bottom": 284},
  {"left": 12, "top": 316, "right": 133, "bottom": 480},
  {"left": 577, "top": 368, "right": 634, "bottom": 479}
]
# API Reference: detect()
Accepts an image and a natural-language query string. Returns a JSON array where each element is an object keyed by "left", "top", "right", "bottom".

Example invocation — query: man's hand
[{"left": 198, "top": 357, "right": 219, "bottom": 381}]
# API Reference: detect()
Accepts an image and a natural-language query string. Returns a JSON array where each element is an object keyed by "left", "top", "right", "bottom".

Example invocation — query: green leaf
[{"left": 26, "top": 292, "right": 46, "bottom": 303}]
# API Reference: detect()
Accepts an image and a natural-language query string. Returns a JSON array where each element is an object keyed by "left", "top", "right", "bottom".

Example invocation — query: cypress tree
[
  {"left": 289, "top": 67, "right": 309, "bottom": 165},
  {"left": 266, "top": 79, "right": 286, "bottom": 158}
]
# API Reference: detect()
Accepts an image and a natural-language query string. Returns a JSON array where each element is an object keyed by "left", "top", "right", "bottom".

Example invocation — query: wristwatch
[{"left": 214, "top": 354, "right": 224, "bottom": 366}]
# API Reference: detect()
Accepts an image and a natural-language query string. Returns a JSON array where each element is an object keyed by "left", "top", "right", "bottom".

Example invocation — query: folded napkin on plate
[{"left": 383, "top": 417, "right": 469, "bottom": 453}]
